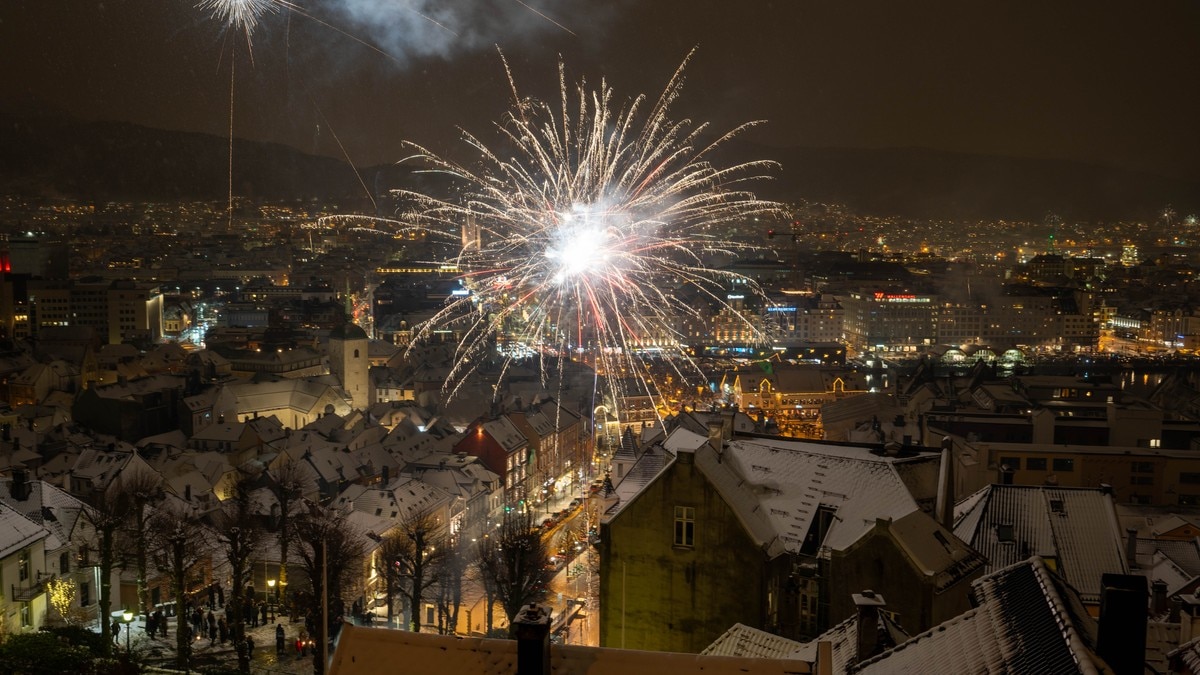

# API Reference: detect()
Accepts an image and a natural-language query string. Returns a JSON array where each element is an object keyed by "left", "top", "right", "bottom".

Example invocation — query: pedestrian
[
  {"left": 209, "top": 619, "right": 217, "bottom": 644},
  {"left": 244, "top": 598, "right": 255, "bottom": 627},
  {"left": 218, "top": 617, "right": 228, "bottom": 644},
  {"left": 159, "top": 611, "right": 168, "bottom": 638},
  {"left": 275, "top": 623, "right": 285, "bottom": 654},
  {"left": 246, "top": 635, "right": 255, "bottom": 659},
  {"left": 112, "top": 620, "right": 121, "bottom": 644},
  {"left": 216, "top": 582, "right": 224, "bottom": 607},
  {"left": 298, "top": 628, "right": 308, "bottom": 657},
  {"left": 147, "top": 613, "right": 157, "bottom": 639},
  {"left": 260, "top": 602, "right": 268, "bottom": 627}
]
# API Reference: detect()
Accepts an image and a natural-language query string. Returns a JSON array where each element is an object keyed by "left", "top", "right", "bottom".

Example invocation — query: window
[
  {"left": 18, "top": 549, "right": 29, "bottom": 582},
  {"left": 1180, "top": 494, "right": 1200, "bottom": 506},
  {"left": 1183, "top": 473, "right": 1200, "bottom": 485},
  {"left": 996, "top": 524, "right": 1014, "bottom": 542},
  {"left": 1052, "top": 458, "right": 1074, "bottom": 472},
  {"left": 20, "top": 602, "right": 31, "bottom": 627},
  {"left": 1132, "top": 461, "right": 1153, "bottom": 473},
  {"left": 1000, "top": 457, "right": 1021, "bottom": 471},
  {"left": 1150, "top": 439, "right": 1161, "bottom": 448},
  {"left": 1132, "top": 476, "right": 1154, "bottom": 485},
  {"left": 1026, "top": 458, "right": 1047, "bottom": 470},
  {"left": 80, "top": 582, "right": 91, "bottom": 607},
  {"left": 1049, "top": 499, "right": 1064, "bottom": 513},
  {"left": 60, "top": 551, "right": 70, "bottom": 574},
  {"left": 674, "top": 506, "right": 695, "bottom": 547}
]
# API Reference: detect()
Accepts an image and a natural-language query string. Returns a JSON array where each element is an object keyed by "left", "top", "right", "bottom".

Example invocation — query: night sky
[{"left": 3, "top": 1, "right": 1198, "bottom": 182}]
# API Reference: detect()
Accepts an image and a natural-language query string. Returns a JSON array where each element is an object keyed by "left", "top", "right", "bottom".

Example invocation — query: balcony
[{"left": 11, "top": 573, "right": 50, "bottom": 602}]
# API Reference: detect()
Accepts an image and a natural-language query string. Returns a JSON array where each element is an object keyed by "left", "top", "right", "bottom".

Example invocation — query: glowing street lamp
[
  {"left": 122, "top": 609, "right": 134, "bottom": 655},
  {"left": 267, "top": 579, "right": 276, "bottom": 622}
]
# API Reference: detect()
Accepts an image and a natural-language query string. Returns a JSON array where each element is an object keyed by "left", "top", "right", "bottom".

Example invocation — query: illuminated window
[{"left": 674, "top": 506, "right": 695, "bottom": 547}]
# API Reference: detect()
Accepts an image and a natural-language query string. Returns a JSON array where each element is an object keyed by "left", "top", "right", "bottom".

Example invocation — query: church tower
[{"left": 329, "top": 322, "right": 369, "bottom": 411}]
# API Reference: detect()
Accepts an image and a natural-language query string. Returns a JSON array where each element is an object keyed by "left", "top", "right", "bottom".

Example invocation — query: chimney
[
  {"left": 1125, "top": 528, "right": 1139, "bottom": 567},
  {"left": 381, "top": 464, "right": 390, "bottom": 485},
  {"left": 852, "top": 590, "right": 887, "bottom": 664},
  {"left": 513, "top": 603, "right": 552, "bottom": 675},
  {"left": 1097, "top": 574, "right": 1148, "bottom": 675},
  {"left": 935, "top": 437, "right": 955, "bottom": 529},
  {"left": 11, "top": 468, "right": 29, "bottom": 501},
  {"left": 707, "top": 421, "right": 724, "bottom": 463},
  {"left": 1152, "top": 579, "right": 1168, "bottom": 616}
]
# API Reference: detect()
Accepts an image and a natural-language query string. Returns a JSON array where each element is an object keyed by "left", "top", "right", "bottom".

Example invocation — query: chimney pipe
[
  {"left": 1125, "top": 528, "right": 1139, "bottom": 568},
  {"left": 853, "top": 590, "right": 887, "bottom": 665},
  {"left": 935, "top": 437, "right": 955, "bottom": 529},
  {"left": 513, "top": 603, "right": 552, "bottom": 675},
  {"left": 1097, "top": 574, "right": 1148, "bottom": 675}
]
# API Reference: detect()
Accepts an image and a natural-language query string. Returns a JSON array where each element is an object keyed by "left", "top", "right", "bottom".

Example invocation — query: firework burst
[
  {"left": 199, "top": 0, "right": 278, "bottom": 40},
  {"left": 396, "top": 53, "right": 785, "bottom": 407}
]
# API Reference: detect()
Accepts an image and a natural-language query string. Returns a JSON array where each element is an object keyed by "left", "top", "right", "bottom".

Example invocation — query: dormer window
[{"left": 996, "top": 524, "right": 1015, "bottom": 543}]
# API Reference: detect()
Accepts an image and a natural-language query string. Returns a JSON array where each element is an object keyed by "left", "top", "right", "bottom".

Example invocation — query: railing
[{"left": 11, "top": 574, "right": 49, "bottom": 602}]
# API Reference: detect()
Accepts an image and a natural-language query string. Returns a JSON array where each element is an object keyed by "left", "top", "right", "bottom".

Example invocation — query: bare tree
[
  {"left": 475, "top": 509, "right": 551, "bottom": 637},
  {"left": 209, "top": 478, "right": 262, "bottom": 674},
  {"left": 291, "top": 504, "right": 366, "bottom": 675},
  {"left": 119, "top": 471, "right": 165, "bottom": 619},
  {"left": 149, "top": 504, "right": 206, "bottom": 671},
  {"left": 373, "top": 530, "right": 408, "bottom": 629},
  {"left": 268, "top": 461, "right": 306, "bottom": 614},
  {"left": 391, "top": 509, "right": 447, "bottom": 633},
  {"left": 79, "top": 485, "right": 134, "bottom": 653},
  {"left": 435, "top": 534, "right": 471, "bottom": 635}
]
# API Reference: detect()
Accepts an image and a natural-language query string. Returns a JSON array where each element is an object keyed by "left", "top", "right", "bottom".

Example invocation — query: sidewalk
[{"left": 118, "top": 611, "right": 317, "bottom": 674}]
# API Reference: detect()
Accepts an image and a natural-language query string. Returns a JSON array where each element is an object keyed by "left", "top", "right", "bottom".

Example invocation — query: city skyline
[{"left": 3, "top": 0, "right": 1198, "bottom": 186}]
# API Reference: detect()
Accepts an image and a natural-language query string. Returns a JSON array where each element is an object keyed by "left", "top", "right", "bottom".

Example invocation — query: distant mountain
[
  {"left": 1, "top": 114, "right": 1195, "bottom": 221},
  {"left": 0, "top": 114, "right": 424, "bottom": 207},
  {"left": 740, "top": 143, "right": 1199, "bottom": 221}
]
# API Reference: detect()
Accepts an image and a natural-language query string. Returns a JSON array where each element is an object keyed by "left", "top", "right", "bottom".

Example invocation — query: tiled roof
[
  {"left": 0, "top": 501, "right": 50, "bottom": 559},
  {"left": 954, "top": 485, "right": 1128, "bottom": 604},
  {"left": 702, "top": 623, "right": 806, "bottom": 659},
  {"left": 855, "top": 557, "right": 1109, "bottom": 674},
  {"left": 1138, "top": 537, "right": 1200, "bottom": 578}
]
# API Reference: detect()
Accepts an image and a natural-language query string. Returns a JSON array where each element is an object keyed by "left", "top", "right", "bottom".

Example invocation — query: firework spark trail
[
  {"left": 390, "top": 53, "right": 784, "bottom": 409},
  {"left": 199, "top": 0, "right": 278, "bottom": 43}
]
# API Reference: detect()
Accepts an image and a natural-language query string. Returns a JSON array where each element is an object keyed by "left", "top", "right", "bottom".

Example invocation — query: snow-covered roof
[{"left": 696, "top": 435, "right": 927, "bottom": 557}]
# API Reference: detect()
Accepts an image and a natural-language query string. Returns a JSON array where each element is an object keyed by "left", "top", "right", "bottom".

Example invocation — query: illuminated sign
[
  {"left": 873, "top": 292, "right": 930, "bottom": 303},
  {"left": 727, "top": 294, "right": 745, "bottom": 300},
  {"left": 767, "top": 307, "right": 796, "bottom": 312},
  {"left": 451, "top": 289, "right": 471, "bottom": 296}
]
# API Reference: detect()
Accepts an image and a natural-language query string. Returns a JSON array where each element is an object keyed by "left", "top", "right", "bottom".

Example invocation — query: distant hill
[
  {"left": 741, "top": 143, "right": 1199, "bottom": 221},
  {"left": 1, "top": 114, "right": 1195, "bottom": 221},
  {"left": 0, "top": 114, "right": 424, "bottom": 206}
]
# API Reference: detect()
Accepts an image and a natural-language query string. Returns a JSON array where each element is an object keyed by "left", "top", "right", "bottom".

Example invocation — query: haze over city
[{"left": 3, "top": 3, "right": 1200, "bottom": 675}]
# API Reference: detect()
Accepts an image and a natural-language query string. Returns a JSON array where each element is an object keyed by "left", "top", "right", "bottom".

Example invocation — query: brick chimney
[
  {"left": 514, "top": 603, "right": 552, "bottom": 675},
  {"left": 853, "top": 590, "right": 887, "bottom": 665}
]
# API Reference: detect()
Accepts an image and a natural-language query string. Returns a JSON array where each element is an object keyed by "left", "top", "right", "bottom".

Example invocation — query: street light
[
  {"left": 122, "top": 609, "right": 134, "bottom": 656},
  {"left": 267, "top": 579, "right": 276, "bottom": 622}
]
